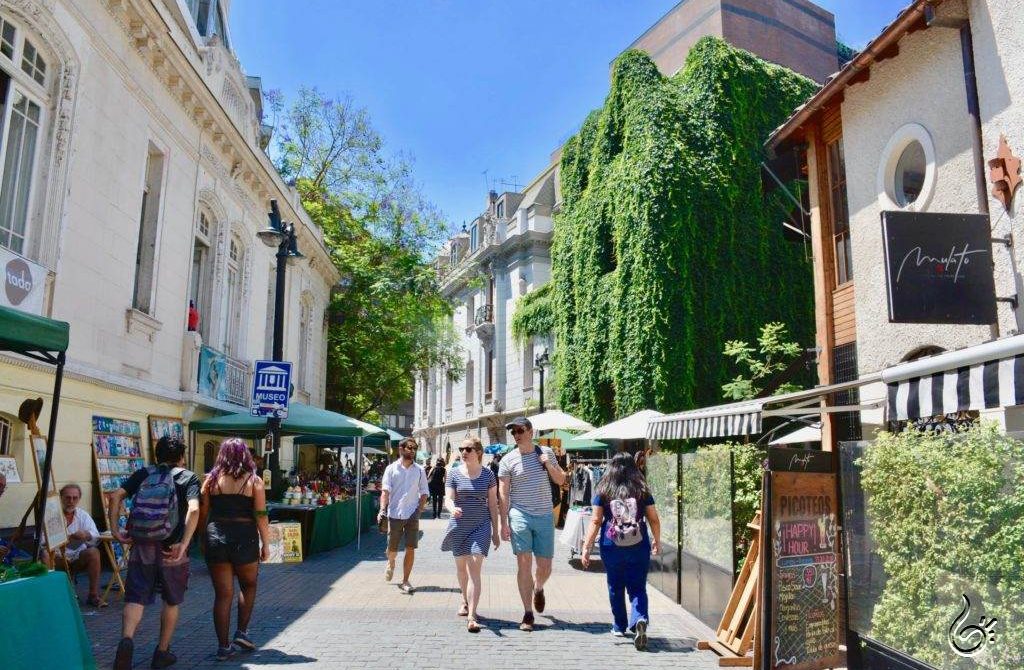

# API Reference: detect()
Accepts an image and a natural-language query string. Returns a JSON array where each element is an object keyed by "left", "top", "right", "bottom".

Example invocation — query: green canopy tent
[
  {"left": 0, "top": 305, "right": 70, "bottom": 560},
  {"left": 537, "top": 429, "right": 607, "bottom": 452},
  {"left": 190, "top": 403, "right": 387, "bottom": 549}
]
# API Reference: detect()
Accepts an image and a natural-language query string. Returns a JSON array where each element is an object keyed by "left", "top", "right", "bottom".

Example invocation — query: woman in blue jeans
[{"left": 581, "top": 452, "right": 661, "bottom": 651}]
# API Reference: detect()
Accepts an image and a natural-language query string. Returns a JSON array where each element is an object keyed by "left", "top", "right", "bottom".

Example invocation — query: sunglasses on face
[
  {"left": 510, "top": 427, "right": 528, "bottom": 435},
  {"left": 459, "top": 447, "right": 480, "bottom": 454},
  {"left": 400, "top": 444, "right": 416, "bottom": 450}
]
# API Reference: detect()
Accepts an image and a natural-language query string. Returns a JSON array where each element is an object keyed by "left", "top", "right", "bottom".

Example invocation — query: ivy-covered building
[{"left": 550, "top": 39, "right": 820, "bottom": 426}]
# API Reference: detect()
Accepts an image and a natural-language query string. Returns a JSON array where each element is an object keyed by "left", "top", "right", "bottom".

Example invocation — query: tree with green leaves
[
  {"left": 721, "top": 322, "right": 803, "bottom": 401},
  {"left": 270, "top": 87, "right": 462, "bottom": 420}
]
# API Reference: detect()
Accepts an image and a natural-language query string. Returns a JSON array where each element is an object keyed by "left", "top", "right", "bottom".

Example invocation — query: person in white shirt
[
  {"left": 55, "top": 483, "right": 103, "bottom": 606},
  {"left": 377, "top": 438, "right": 429, "bottom": 593}
]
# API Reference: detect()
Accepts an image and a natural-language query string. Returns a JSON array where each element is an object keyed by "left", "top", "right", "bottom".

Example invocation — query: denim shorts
[{"left": 508, "top": 508, "right": 555, "bottom": 559}]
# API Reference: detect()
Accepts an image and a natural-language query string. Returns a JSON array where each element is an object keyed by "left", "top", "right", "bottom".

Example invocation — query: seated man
[{"left": 54, "top": 482, "right": 103, "bottom": 607}]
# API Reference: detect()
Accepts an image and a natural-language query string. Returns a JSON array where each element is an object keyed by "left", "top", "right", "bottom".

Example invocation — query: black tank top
[
  {"left": 210, "top": 493, "right": 255, "bottom": 520},
  {"left": 209, "top": 476, "right": 256, "bottom": 521}
]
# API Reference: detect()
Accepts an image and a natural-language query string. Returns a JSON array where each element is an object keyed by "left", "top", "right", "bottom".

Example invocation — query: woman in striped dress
[{"left": 440, "top": 436, "right": 500, "bottom": 632}]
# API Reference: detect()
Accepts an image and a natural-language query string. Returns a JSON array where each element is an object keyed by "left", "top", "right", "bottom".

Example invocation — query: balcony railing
[
  {"left": 197, "top": 344, "right": 251, "bottom": 406},
  {"left": 475, "top": 304, "right": 494, "bottom": 326}
]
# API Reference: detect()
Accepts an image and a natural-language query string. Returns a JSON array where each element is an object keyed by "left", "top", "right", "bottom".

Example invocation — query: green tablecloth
[
  {"left": 0, "top": 571, "right": 95, "bottom": 669},
  {"left": 307, "top": 494, "right": 379, "bottom": 555}
]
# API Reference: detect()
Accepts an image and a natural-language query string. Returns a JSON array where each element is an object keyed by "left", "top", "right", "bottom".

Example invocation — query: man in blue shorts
[{"left": 498, "top": 416, "right": 565, "bottom": 631}]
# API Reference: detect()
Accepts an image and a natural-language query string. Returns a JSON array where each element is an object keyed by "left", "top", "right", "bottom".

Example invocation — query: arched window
[
  {"left": 220, "top": 234, "right": 244, "bottom": 355},
  {"left": 0, "top": 14, "right": 50, "bottom": 255},
  {"left": 190, "top": 209, "right": 216, "bottom": 341}
]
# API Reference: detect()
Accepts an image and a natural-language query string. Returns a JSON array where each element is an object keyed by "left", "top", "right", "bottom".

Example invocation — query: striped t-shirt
[{"left": 498, "top": 445, "right": 556, "bottom": 516}]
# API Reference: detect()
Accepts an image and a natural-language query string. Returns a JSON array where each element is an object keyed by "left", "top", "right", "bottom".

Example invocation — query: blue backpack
[{"left": 127, "top": 466, "right": 180, "bottom": 541}]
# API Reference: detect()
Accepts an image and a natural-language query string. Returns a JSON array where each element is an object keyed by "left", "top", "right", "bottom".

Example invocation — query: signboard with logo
[
  {"left": 881, "top": 211, "right": 996, "bottom": 324},
  {"left": 1, "top": 246, "right": 46, "bottom": 315},
  {"left": 760, "top": 448, "right": 843, "bottom": 670},
  {"left": 251, "top": 360, "right": 292, "bottom": 418}
]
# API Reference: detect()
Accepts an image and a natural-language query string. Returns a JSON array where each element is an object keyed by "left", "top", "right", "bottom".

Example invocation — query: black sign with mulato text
[{"left": 881, "top": 211, "right": 997, "bottom": 324}]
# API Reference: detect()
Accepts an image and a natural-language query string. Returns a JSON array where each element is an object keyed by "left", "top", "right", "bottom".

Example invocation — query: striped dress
[{"left": 440, "top": 466, "right": 496, "bottom": 557}]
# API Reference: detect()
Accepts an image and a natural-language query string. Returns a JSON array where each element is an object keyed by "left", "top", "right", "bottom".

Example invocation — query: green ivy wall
[{"left": 548, "top": 37, "right": 817, "bottom": 424}]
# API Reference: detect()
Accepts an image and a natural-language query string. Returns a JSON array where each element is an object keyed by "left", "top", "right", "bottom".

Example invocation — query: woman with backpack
[
  {"left": 580, "top": 452, "right": 661, "bottom": 650},
  {"left": 199, "top": 438, "right": 270, "bottom": 661},
  {"left": 427, "top": 457, "right": 447, "bottom": 519}
]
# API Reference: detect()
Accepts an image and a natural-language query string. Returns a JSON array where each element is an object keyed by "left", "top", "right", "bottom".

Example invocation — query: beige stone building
[{"left": 0, "top": 0, "right": 337, "bottom": 529}]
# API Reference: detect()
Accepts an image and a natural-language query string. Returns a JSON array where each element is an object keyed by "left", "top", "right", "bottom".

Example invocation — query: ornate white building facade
[
  {"left": 0, "top": 0, "right": 337, "bottom": 528},
  {"left": 414, "top": 163, "right": 558, "bottom": 456}
]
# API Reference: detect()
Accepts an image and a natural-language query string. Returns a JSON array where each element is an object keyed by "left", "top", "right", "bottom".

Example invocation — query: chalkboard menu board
[{"left": 767, "top": 471, "right": 842, "bottom": 670}]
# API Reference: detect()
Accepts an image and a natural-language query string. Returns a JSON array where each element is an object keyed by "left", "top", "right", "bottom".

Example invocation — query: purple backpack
[{"left": 127, "top": 466, "right": 180, "bottom": 541}]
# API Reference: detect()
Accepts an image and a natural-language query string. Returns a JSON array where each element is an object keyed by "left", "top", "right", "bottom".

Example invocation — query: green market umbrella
[
  {"left": 190, "top": 402, "right": 386, "bottom": 439},
  {"left": 0, "top": 304, "right": 70, "bottom": 560}
]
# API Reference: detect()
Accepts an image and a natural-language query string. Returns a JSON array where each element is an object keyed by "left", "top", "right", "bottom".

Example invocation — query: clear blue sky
[{"left": 230, "top": 1, "right": 907, "bottom": 230}]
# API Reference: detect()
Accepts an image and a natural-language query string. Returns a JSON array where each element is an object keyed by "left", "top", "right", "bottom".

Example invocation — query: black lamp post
[
  {"left": 535, "top": 347, "right": 550, "bottom": 412},
  {"left": 258, "top": 200, "right": 303, "bottom": 495}
]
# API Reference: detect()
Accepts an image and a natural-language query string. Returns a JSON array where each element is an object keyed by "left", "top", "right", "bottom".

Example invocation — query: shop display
[{"left": 91, "top": 416, "right": 147, "bottom": 535}]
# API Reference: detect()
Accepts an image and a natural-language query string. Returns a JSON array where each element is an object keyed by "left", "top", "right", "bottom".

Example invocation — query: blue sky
[{"left": 230, "top": 1, "right": 907, "bottom": 230}]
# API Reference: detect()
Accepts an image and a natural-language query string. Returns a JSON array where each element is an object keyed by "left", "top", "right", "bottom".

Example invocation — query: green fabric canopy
[
  {"left": 0, "top": 304, "right": 69, "bottom": 355},
  {"left": 538, "top": 429, "right": 607, "bottom": 452},
  {"left": 293, "top": 433, "right": 392, "bottom": 447},
  {"left": 190, "top": 402, "right": 386, "bottom": 439}
]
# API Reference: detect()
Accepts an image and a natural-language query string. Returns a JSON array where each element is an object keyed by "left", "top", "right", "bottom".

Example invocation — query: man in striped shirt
[{"left": 499, "top": 416, "right": 566, "bottom": 631}]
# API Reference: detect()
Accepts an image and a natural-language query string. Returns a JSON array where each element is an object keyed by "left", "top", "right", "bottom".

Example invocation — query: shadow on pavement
[{"left": 232, "top": 648, "right": 318, "bottom": 665}]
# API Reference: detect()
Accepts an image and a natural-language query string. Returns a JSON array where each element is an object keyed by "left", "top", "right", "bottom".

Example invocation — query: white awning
[
  {"left": 526, "top": 409, "right": 595, "bottom": 432},
  {"left": 576, "top": 409, "right": 664, "bottom": 441},
  {"left": 882, "top": 334, "right": 1024, "bottom": 421},
  {"left": 647, "top": 376, "right": 881, "bottom": 440},
  {"left": 768, "top": 423, "right": 822, "bottom": 445}
]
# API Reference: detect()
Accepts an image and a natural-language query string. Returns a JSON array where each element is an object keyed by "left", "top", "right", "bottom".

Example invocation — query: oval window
[{"left": 894, "top": 140, "right": 926, "bottom": 207}]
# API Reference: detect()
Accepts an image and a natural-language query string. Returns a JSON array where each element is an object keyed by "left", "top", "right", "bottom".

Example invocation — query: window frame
[
  {"left": 190, "top": 208, "right": 216, "bottom": 342},
  {"left": 0, "top": 16, "right": 50, "bottom": 257},
  {"left": 826, "top": 138, "right": 853, "bottom": 287}
]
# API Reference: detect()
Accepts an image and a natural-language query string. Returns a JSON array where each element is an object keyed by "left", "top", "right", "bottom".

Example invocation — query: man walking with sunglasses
[
  {"left": 379, "top": 438, "right": 430, "bottom": 593},
  {"left": 499, "top": 416, "right": 566, "bottom": 631}
]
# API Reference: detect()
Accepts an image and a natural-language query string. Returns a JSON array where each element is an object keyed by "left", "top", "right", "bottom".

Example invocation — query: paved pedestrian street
[{"left": 83, "top": 516, "right": 720, "bottom": 669}]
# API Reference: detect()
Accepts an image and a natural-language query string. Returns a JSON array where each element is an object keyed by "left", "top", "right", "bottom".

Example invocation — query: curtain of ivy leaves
[{"left": 548, "top": 38, "right": 816, "bottom": 426}]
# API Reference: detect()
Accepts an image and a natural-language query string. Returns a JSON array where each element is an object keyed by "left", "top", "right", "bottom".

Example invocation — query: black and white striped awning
[
  {"left": 646, "top": 378, "right": 878, "bottom": 440},
  {"left": 646, "top": 401, "right": 762, "bottom": 440},
  {"left": 882, "top": 335, "right": 1024, "bottom": 421}
]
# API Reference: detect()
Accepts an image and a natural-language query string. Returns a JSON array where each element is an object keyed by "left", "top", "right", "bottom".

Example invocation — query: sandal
[
  {"left": 467, "top": 619, "right": 482, "bottom": 633},
  {"left": 457, "top": 602, "right": 469, "bottom": 617}
]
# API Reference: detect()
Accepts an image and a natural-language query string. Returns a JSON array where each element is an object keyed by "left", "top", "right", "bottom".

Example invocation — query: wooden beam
[
  {"left": 875, "top": 43, "right": 900, "bottom": 63},
  {"left": 848, "top": 67, "right": 871, "bottom": 86}
]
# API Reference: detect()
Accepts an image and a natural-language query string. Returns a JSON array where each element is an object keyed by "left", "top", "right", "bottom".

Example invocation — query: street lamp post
[
  {"left": 535, "top": 348, "right": 550, "bottom": 412},
  {"left": 258, "top": 200, "right": 303, "bottom": 495}
]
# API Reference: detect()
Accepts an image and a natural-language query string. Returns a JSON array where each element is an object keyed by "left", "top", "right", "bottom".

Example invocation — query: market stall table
[
  {"left": 1, "top": 571, "right": 94, "bottom": 669},
  {"left": 267, "top": 493, "right": 378, "bottom": 556}
]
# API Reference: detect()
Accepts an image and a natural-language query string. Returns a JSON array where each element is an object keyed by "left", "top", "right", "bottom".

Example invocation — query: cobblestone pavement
[{"left": 82, "top": 516, "right": 720, "bottom": 669}]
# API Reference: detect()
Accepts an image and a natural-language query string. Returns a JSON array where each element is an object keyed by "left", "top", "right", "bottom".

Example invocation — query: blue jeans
[{"left": 599, "top": 545, "right": 650, "bottom": 632}]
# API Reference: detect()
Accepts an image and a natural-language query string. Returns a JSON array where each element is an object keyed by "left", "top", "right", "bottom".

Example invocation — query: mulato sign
[
  {"left": 1, "top": 247, "right": 45, "bottom": 315},
  {"left": 881, "top": 211, "right": 997, "bottom": 324}
]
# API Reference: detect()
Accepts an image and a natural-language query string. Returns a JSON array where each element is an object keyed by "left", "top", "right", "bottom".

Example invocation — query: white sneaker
[
  {"left": 384, "top": 563, "right": 394, "bottom": 582},
  {"left": 611, "top": 629, "right": 626, "bottom": 638},
  {"left": 398, "top": 582, "right": 415, "bottom": 594}
]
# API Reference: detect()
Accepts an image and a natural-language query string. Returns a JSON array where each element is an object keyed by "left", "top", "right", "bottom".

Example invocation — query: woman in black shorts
[{"left": 199, "top": 438, "right": 270, "bottom": 661}]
